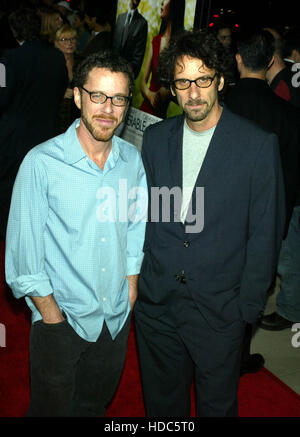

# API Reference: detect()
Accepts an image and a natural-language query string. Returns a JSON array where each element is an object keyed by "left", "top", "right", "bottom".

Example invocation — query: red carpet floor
[{"left": 1, "top": 241, "right": 300, "bottom": 417}]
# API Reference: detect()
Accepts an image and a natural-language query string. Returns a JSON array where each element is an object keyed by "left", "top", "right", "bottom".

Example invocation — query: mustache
[
  {"left": 92, "top": 114, "right": 117, "bottom": 122},
  {"left": 186, "top": 99, "right": 207, "bottom": 106}
]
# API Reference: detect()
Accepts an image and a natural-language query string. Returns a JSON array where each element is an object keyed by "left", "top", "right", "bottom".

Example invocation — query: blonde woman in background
[
  {"left": 40, "top": 7, "right": 64, "bottom": 44},
  {"left": 54, "top": 24, "right": 80, "bottom": 132}
]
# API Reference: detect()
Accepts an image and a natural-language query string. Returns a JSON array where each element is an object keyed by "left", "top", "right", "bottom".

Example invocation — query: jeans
[
  {"left": 26, "top": 313, "right": 131, "bottom": 417},
  {"left": 277, "top": 206, "right": 300, "bottom": 322}
]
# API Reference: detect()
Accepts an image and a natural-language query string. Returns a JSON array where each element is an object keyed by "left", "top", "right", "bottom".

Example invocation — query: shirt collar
[
  {"left": 63, "top": 118, "right": 128, "bottom": 164},
  {"left": 111, "top": 136, "right": 128, "bottom": 164},
  {"left": 128, "top": 8, "right": 136, "bottom": 17}
]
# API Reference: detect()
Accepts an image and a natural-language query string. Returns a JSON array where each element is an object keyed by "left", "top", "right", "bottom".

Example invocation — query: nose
[
  {"left": 188, "top": 81, "right": 201, "bottom": 99},
  {"left": 102, "top": 97, "right": 114, "bottom": 114}
]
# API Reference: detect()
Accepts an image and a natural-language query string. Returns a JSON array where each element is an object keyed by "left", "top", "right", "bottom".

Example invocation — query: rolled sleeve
[
  {"left": 127, "top": 254, "right": 145, "bottom": 276},
  {"left": 9, "top": 272, "right": 53, "bottom": 299},
  {"left": 5, "top": 150, "right": 52, "bottom": 300}
]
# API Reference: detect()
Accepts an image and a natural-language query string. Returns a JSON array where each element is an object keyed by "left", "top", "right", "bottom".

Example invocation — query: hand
[{"left": 30, "top": 295, "right": 65, "bottom": 324}]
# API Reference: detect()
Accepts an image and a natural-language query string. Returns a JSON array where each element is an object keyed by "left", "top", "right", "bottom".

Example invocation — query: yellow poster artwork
[{"left": 114, "top": 0, "right": 197, "bottom": 118}]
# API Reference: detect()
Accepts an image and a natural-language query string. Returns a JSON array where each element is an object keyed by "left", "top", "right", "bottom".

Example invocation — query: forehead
[
  {"left": 59, "top": 31, "right": 76, "bottom": 38},
  {"left": 85, "top": 67, "right": 129, "bottom": 93},
  {"left": 174, "top": 55, "right": 214, "bottom": 77},
  {"left": 218, "top": 28, "right": 231, "bottom": 38}
]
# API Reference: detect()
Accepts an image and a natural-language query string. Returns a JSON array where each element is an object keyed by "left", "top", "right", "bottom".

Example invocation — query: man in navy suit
[
  {"left": 112, "top": 0, "right": 147, "bottom": 79},
  {"left": 134, "top": 30, "right": 286, "bottom": 417},
  {"left": 0, "top": 7, "right": 68, "bottom": 240}
]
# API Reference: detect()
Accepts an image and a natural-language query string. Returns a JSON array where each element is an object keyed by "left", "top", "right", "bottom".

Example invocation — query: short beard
[
  {"left": 81, "top": 113, "right": 117, "bottom": 142},
  {"left": 183, "top": 98, "right": 211, "bottom": 122}
]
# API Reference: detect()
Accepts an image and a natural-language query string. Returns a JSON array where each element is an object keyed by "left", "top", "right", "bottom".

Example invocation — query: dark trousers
[
  {"left": 27, "top": 314, "right": 131, "bottom": 417},
  {"left": 135, "top": 286, "right": 245, "bottom": 417}
]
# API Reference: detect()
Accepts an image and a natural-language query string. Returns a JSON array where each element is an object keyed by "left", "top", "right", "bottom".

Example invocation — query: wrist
[{"left": 42, "top": 312, "right": 65, "bottom": 324}]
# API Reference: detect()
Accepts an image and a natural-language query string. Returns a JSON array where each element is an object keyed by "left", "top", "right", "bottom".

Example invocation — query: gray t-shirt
[{"left": 181, "top": 120, "right": 216, "bottom": 223}]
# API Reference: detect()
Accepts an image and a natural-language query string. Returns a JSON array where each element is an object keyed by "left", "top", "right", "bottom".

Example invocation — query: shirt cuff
[
  {"left": 10, "top": 272, "right": 53, "bottom": 299},
  {"left": 127, "top": 255, "right": 144, "bottom": 276}
]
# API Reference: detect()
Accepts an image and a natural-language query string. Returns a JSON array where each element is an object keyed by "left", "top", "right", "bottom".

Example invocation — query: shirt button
[
  {"left": 183, "top": 241, "right": 190, "bottom": 248},
  {"left": 101, "top": 237, "right": 106, "bottom": 242},
  {"left": 103, "top": 297, "right": 107, "bottom": 302},
  {"left": 101, "top": 268, "right": 106, "bottom": 272}
]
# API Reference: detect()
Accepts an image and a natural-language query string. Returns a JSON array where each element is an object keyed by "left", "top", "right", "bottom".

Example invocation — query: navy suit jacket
[
  {"left": 0, "top": 40, "right": 68, "bottom": 160},
  {"left": 136, "top": 106, "right": 286, "bottom": 329},
  {"left": 112, "top": 9, "right": 147, "bottom": 78},
  {"left": 225, "top": 78, "right": 300, "bottom": 235}
]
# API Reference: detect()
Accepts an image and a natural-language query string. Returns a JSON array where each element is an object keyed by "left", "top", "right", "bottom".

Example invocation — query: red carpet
[{"left": 1, "top": 241, "right": 300, "bottom": 417}]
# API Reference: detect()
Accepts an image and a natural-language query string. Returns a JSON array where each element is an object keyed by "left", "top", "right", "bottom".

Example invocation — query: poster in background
[
  {"left": 115, "top": 0, "right": 197, "bottom": 119},
  {"left": 121, "top": 107, "right": 162, "bottom": 152}
]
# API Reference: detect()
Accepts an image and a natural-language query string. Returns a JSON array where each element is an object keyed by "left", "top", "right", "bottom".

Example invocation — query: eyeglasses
[
  {"left": 81, "top": 87, "right": 130, "bottom": 106},
  {"left": 173, "top": 74, "right": 217, "bottom": 90},
  {"left": 58, "top": 37, "right": 77, "bottom": 43}
]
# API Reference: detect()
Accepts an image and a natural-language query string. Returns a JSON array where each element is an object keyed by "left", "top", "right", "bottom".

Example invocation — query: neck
[
  {"left": 94, "top": 22, "right": 110, "bottom": 33},
  {"left": 266, "top": 54, "right": 285, "bottom": 84},
  {"left": 163, "top": 20, "right": 172, "bottom": 38},
  {"left": 239, "top": 69, "right": 266, "bottom": 80},
  {"left": 77, "top": 26, "right": 84, "bottom": 36},
  {"left": 76, "top": 120, "right": 112, "bottom": 169},
  {"left": 64, "top": 52, "right": 74, "bottom": 61}
]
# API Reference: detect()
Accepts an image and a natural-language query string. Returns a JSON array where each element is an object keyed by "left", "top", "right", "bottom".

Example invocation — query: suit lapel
[
  {"left": 122, "top": 10, "right": 137, "bottom": 47},
  {"left": 195, "top": 107, "right": 231, "bottom": 187},
  {"left": 168, "top": 115, "right": 184, "bottom": 190},
  {"left": 184, "top": 106, "right": 232, "bottom": 231}
]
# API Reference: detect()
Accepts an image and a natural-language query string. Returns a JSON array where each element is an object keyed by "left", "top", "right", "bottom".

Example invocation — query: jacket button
[{"left": 183, "top": 241, "right": 190, "bottom": 248}]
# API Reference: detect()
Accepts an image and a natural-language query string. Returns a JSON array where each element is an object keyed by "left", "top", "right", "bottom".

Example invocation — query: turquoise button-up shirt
[{"left": 5, "top": 119, "right": 147, "bottom": 341}]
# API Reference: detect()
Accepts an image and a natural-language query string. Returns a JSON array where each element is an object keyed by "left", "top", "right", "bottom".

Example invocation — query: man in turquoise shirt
[{"left": 5, "top": 52, "right": 147, "bottom": 416}]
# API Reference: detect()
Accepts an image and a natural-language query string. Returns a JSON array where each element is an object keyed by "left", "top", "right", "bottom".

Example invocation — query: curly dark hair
[
  {"left": 73, "top": 51, "right": 135, "bottom": 96},
  {"left": 8, "top": 7, "right": 41, "bottom": 42},
  {"left": 156, "top": 29, "right": 233, "bottom": 91}
]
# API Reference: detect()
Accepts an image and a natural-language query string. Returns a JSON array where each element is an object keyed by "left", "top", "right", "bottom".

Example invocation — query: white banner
[{"left": 117, "top": 106, "right": 161, "bottom": 151}]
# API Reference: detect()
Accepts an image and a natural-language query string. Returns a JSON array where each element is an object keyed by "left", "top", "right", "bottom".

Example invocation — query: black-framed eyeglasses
[
  {"left": 173, "top": 74, "right": 217, "bottom": 90},
  {"left": 81, "top": 86, "right": 130, "bottom": 106},
  {"left": 58, "top": 37, "right": 77, "bottom": 43}
]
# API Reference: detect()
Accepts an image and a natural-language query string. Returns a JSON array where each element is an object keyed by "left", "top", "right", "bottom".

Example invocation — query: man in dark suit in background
[
  {"left": 112, "top": 0, "right": 147, "bottom": 79},
  {"left": 134, "top": 30, "right": 285, "bottom": 417},
  {"left": 0, "top": 7, "right": 68, "bottom": 241},
  {"left": 265, "top": 27, "right": 300, "bottom": 108},
  {"left": 83, "top": 3, "right": 112, "bottom": 57},
  {"left": 225, "top": 28, "right": 300, "bottom": 369},
  {"left": 283, "top": 28, "right": 300, "bottom": 66}
]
